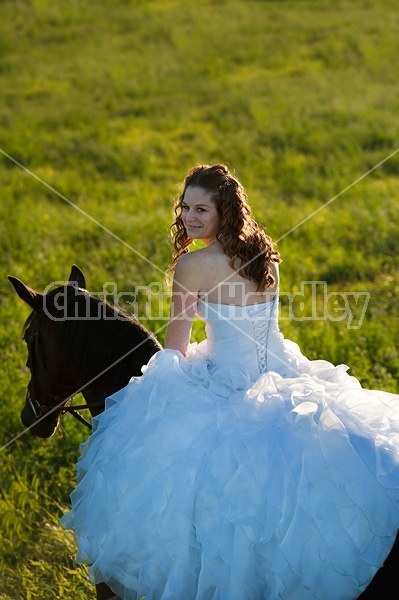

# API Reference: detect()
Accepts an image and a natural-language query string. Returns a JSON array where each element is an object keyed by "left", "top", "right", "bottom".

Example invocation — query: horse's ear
[
  {"left": 8, "top": 276, "right": 43, "bottom": 310},
  {"left": 68, "top": 265, "right": 86, "bottom": 290}
]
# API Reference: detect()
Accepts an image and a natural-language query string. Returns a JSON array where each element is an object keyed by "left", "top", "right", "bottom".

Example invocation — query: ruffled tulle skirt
[{"left": 60, "top": 341, "right": 399, "bottom": 600}]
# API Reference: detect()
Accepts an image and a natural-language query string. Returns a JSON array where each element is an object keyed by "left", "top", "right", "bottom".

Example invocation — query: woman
[{"left": 61, "top": 164, "right": 399, "bottom": 600}]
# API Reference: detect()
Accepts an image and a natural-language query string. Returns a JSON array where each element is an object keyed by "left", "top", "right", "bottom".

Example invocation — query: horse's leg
[{"left": 95, "top": 582, "right": 122, "bottom": 600}]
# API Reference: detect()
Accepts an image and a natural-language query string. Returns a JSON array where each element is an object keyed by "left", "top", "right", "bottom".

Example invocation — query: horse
[
  {"left": 9, "top": 264, "right": 161, "bottom": 600},
  {"left": 9, "top": 265, "right": 398, "bottom": 600}
]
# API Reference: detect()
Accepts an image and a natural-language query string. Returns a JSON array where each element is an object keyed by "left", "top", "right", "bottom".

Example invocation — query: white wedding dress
[{"left": 61, "top": 296, "right": 399, "bottom": 600}]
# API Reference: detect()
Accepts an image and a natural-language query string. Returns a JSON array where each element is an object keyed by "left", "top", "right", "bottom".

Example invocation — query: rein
[
  {"left": 62, "top": 401, "right": 105, "bottom": 430},
  {"left": 25, "top": 315, "right": 104, "bottom": 431}
]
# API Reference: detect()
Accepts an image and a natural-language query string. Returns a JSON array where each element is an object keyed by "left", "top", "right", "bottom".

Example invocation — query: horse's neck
[
  {"left": 63, "top": 323, "right": 139, "bottom": 411},
  {"left": 81, "top": 387, "right": 107, "bottom": 417},
  {"left": 69, "top": 345, "right": 130, "bottom": 412},
  {"left": 54, "top": 301, "right": 160, "bottom": 411}
]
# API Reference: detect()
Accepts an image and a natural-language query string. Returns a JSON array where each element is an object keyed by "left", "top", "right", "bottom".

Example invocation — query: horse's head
[
  {"left": 8, "top": 265, "right": 86, "bottom": 438},
  {"left": 9, "top": 264, "right": 161, "bottom": 439}
]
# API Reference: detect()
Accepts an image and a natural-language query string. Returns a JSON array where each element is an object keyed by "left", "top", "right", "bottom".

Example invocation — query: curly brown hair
[{"left": 170, "top": 164, "right": 281, "bottom": 291}]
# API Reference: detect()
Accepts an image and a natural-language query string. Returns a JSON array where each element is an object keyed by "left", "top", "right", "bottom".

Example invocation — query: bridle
[{"left": 24, "top": 313, "right": 104, "bottom": 431}]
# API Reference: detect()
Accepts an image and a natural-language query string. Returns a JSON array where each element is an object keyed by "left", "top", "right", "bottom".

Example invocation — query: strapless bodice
[{"left": 196, "top": 297, "right": 301, "bottom": 380}]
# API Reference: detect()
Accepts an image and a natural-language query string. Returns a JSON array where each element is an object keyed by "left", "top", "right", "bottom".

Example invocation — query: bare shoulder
[
  {"left": 196, "top": 244, "right": 227, "bottom": 263},
  {"left": 173, "top": 251, "right": 205, "bottom": 294},
  {"left": 176, "top": 246, "right": 222, "bottom": 268},
  {"left": 174, "top": 247, "right": 225, "bottom": 293},
  {"left": 175, "top": 250, "right": 204, "bottom": 273}
]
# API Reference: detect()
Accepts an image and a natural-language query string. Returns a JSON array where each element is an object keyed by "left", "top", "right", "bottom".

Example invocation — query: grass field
[{"left": 1, "top": 0, "right": 399, "bottom": 597}]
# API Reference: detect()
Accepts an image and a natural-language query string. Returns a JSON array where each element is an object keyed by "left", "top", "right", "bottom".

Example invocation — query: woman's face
[{"left": 181, "top": 186, "right": 220, "bottom": 244}]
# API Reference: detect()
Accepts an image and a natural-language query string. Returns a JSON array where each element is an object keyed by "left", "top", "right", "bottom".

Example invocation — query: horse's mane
[{"left": 24, "top": 285, "right": 161, "bottom": 389}]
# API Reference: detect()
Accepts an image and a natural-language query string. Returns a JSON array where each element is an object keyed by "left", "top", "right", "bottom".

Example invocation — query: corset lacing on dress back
[{"left": 196, "top": 297, "right": 277, "bottom": 379}]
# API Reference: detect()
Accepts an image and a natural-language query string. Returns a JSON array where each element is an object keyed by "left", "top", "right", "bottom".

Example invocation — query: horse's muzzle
[{"left": 21, "top": 404, "right": 59, "bottom": 438}]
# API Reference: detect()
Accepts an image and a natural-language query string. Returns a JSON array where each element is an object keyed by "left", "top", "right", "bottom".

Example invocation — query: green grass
[{"left": 1, "top": 0, "right": 399, "bottom": 596}]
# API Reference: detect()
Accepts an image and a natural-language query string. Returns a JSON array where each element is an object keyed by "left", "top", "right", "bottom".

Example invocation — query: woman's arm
[{"left": 164, "top": 254, "right": 200, "bottom": 355}]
